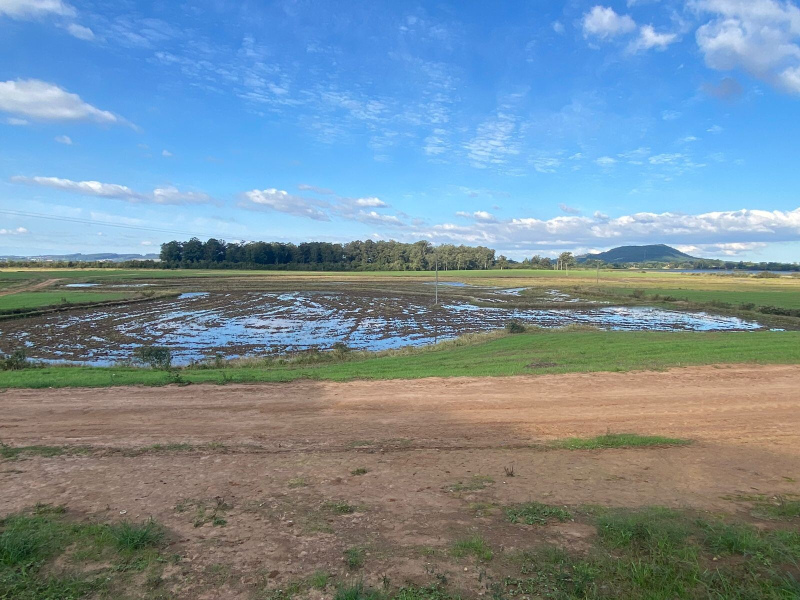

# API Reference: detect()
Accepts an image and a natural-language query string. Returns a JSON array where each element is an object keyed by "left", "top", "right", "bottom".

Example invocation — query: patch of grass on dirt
[
  {"left": 175, "top": 497, "right": 230, "bottom": 527},
  {"left": 0, "top": 504, "right": 169, "bottom": 599},
  {"left": 726, "top": 494, "right": 800, "bottom": 521},
  {"left": 505, "top": 502, "right": 572, "bottom": 525},
  {"left": 555, "top": 433, "right": 691, "bottom": 450},
  {"left": 344, "top": 546, "right": 366, "bottom": 569},
  {"left": 450, "top": 536, "right": 493, "bottom": 561},
  {"left": 0, "top": 443, "right": 91, "bottom": 460},
  {"left": 503, "top": 506, "right": 800, "bottom": 599},
  {"left": 444, "top": 475, "right": 494, "bottom": 493},
  {"left": 323, "top": 500, "right": 358, "bottom": 515},
  {"left": 287, "top": 477, "right": 308, "bottom": 488},
  {"left": 350, "top": 467, "right": 369, "bottom": 476}
]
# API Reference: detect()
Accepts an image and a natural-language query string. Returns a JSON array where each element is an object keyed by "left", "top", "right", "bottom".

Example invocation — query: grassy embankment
[{"left": 1, "top": 329, "right": 798, "bottom": 388}]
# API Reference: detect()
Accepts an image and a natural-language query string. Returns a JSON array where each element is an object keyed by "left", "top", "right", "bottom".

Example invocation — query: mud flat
[{"left": 0, "top": 288, "right": 763, "bottom": 364}]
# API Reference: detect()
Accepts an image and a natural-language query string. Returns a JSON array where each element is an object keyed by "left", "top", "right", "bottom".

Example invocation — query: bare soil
[{"left": 1, "top": 365, "right": 799, "bottom": 598}]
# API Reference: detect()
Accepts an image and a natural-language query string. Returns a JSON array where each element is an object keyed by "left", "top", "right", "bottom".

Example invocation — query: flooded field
[{"left": 0, "top": 284, "right": 763, "bottom": 365}]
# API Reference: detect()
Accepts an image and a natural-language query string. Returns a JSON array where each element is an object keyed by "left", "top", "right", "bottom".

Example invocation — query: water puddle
[{"left": 0, "top": 290, "right": 765, "bottom": 366}]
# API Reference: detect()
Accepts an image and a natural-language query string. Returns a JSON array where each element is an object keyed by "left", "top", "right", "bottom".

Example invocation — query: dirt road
[
  {"left": 2, "top": 364, "right": 798, "bottom": 452},
  {"left": 2, "top": 365, "right": 798, "bottom": 599}
]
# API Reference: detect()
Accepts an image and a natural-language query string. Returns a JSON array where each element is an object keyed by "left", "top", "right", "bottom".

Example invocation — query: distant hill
[
  {"left": 577, "top": 244, "right": 698, "bottom": 264},
  {"left": 0, "top": 253, "right": 160, "bottom": 263}
]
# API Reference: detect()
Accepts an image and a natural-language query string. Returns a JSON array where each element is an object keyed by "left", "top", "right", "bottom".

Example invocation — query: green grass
[
  {"left": 608, "top": 286, "right": 800, "bottom": 310},
  {"left": 555, "top": 433, "right": 691, "bottom": 450},
  {"left": 0, "top": 291, "right": 130, "bottom": 313},
  {"left": 505, "top": 502, "right": 572, "bottom": 525},
  {"left": 450, "top": 536, "right": 493, "bottom": 561},
  {"left": 344, "top": 546, "right": 366, "bottom": 569},
  {"left": 4, "top": 329, "right": 798, "bottom": 389},
  {"left": 0, "top": 505, "right": 168, "bottom": 599}
]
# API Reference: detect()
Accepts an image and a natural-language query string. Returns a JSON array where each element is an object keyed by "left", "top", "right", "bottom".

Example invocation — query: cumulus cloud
[
  {"left": 693, "top": 0, "right": 800, "bottom": 95},
  {"left": 0, "top": 79, "right": 121, "bottom": 124},
  {"left": 10, "top": 175, "right": 212, "bottom": 205},
  {"left": 0, "top": 226, "right": 29, "bottom": 235},
  {"left": 242, "top": 188, "right": 330, "bottom": 221},
  {"left": 629, "top": 25, "right": 679, "bottom": 52},
  {"left": 54, "top": 134, "right": 71, "bottom": 145},
  {"left": 161, "top": 149, "right": 173, "bottom": 157},
  {"left": 408, "top": 206, "right": 800, "bottom": 251},
  {"left": 582, "top": 6, "right": 637, "bottom": 39}
]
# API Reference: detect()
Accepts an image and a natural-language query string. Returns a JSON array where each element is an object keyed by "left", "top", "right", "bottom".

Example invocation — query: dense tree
[{"left": 156, "top": 238, "right": 497, "bottom": 271}]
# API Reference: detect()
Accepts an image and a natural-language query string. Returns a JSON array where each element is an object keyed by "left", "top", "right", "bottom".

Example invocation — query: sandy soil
[{"left": 1, "top": 365, "right": 799, "bottom": 598}]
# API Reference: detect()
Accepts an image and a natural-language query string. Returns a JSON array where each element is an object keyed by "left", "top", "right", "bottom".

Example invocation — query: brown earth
[{"left": 1, "top": 365, "right": 799, "bottom": 598}]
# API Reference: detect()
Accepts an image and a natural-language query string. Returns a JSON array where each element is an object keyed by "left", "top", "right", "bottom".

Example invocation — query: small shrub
[
  {"left": 505, "top": 321, "right": 526, "bottom": 334},
  {"left": 631, "top": 289, "right": 646, "bottom": 299},
  {"left": 350, "top": 468, "right": 369, "bottom": 476},
  {"left": 1, "top": 349, "right": 29, "bottom": 371},
  {"left": 754, "top": 271, "right": 780, "bottom": 278},
  {"left": 133, "top": 345, "right": 172, "bottom": 370},
  {"left": 739, "top": 302, "right": 756, "bottom": 311}
]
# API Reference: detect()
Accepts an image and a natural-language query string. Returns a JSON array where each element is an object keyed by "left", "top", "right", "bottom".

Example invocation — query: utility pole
[
  {"left": 596, "top": 263, "right": 600, "bottom": 285},
  {"left": 435, "top": 256, "right": 439, "bottom": 306}
]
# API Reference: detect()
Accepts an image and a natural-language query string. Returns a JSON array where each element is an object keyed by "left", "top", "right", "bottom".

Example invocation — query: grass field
[
  {"left": 0, "top": 291, "right": 131, "bottom": 313},
  {"left": 2, "top": 329, "right": 798, "bottom": 388}
]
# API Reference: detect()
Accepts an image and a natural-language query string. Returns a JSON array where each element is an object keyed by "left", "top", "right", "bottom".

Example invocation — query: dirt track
[
  {"left": 2, "top": 365, "right": 799, "bottom": 599},
  {"left": 2, "top": 364, "right": 799, "bottom": 452}
]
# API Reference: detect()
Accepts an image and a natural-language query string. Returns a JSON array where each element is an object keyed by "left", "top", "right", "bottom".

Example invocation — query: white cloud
[
  {"left": 242, "top": 188, "right": 330, "bottom": 221},
  {"left": 0, "top": 79, "right": 120, "bottom": 124},
  {"left": 464, "top": 112, "right": 520, "bottom": 169},
  {"left": 354, "top": 197, "right": 387, "bottom": 207},
  {"left": 661, "top": 109, "right": 682, "bottom": 120},
  {"left": 409, "top": 206, "right": 800, "bottom": 250},
  {"left": 161, "top": 149, "right": 173, "bottom": 157},
  {"left": 559, "top": 203, "right": 582, "bottom": 215},
  {"left": 65, "top": 22, "right": 93, "bottom": 40},
  {"left": 0, "top": 0, "right": 75, "bottom": 18},
  {"left": 694, "top": 0, "right": 800, "bottom": 94},
  {"left": 11, "top": 175, "right": 212, "bottom": 205},
  {"left": 297, "top": 183, "right": 334, "bottom": 195},
  {"left": 707, "top": 124, "right": 724, "bottom": 133},
  {"left": 552, "top": 21, "right": 565, "bottom": 34},
  {"left": 54, "top": 134, "right": 71, "bottom": 145},
  {"left": 0, "top": 226, "right": 29, "bottom": 235},
  {"left": 681, "top": 135, "right": 700, "bottom": 142},
  {"left": 595, "top": 156, "right": 617, "bottom": 166},
  {"left": 629, "top": 25, "right": 679, "bottom": 52},
  {"left": 5, "top": 117, "right": 28, "bottom": 125},
  {"left": 582, "top": 6, "right": 637, "bottom": 39}
]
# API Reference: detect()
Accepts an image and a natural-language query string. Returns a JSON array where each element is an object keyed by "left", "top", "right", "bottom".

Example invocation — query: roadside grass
[
  {"left": 555, "top": 433, "right": 691, "bottom": 450},
  {"left": 344, "top": 546, "right": 366, "bottom": 569},
  {"left": 725, "top": 494, "right": 800, "bottom": 521},
  {"left": 0, "top": 505, "right": 169, "bottom": 599},
  {"left": 0, "top": 443, "right": 90, "bottom": 460},
  {"left": 4, "top": 329, "right": 800, "bottom": 388}
]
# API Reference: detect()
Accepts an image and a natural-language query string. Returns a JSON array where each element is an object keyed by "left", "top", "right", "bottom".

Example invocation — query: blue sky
[{"left": 1, "top": 0, "right": 800, "bottom": 261}]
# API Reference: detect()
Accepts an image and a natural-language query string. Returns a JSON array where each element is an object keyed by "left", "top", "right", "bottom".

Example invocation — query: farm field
[{"left": 1, "top": 268, "right": 800, "bottom": 599}]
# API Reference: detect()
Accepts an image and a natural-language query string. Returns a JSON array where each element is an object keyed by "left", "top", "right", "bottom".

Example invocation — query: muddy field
[
  {"left": 0, "top": 282, "right": 763, "bottom": 364},
  {"left": 2, "top": 365, "right": 798, "bottom": 598}
]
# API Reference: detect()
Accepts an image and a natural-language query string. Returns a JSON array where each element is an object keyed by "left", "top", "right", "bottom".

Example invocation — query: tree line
[{"left": 158, "top": 238, "right": 497, "bottom": 271}]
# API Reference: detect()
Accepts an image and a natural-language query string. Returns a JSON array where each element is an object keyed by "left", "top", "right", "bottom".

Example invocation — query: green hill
[{"left": 577, "top": 244, "right": 698, "bottom": 264}]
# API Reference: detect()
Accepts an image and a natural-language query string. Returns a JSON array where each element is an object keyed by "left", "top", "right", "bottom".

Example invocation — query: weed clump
[
  {"left": 133, "top": 345, "right": 172, "bottom": 370},
  {"left": 505, "top": 321, "right": 526, "bottom": 334},
  {"left": 506, "top": 502, "right": 572, "bottom": 525},
  {"left": 1, "top": 349, "right": 29, "bottom": 371}
]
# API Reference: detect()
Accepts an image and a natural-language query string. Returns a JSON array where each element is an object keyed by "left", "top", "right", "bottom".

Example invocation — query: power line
[{"left": 0, "top": 209, "right": 219, "bottom": 239}]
